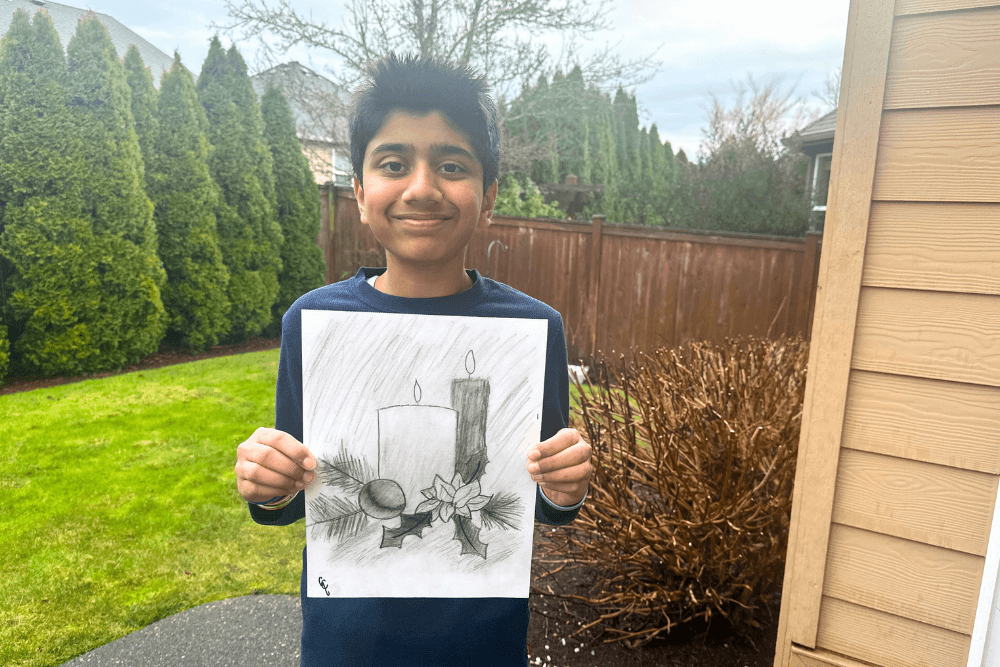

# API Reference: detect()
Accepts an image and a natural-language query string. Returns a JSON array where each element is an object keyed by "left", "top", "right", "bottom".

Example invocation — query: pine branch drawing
[
  {"left": 316, "top": 446, "right": 376, "bottom": 495},
  {"left": 479, "top": 492, "right": 524, "bottom": 531},
  {"left": 307, "top": 494, "right": 370, "bottom": 541}
]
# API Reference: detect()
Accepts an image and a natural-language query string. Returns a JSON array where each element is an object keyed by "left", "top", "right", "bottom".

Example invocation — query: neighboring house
[
  {"left": 0, "top": 0, "right": 173, "bottom": 86},
  {"left": 251, "top": 61, "right": 352, "bottom": 186},
  {"left": 791, "top": 108, "right": 836, "bottom": 231}
]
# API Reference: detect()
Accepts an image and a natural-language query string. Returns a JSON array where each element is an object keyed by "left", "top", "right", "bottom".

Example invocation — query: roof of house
[
  {"left": 0, "top": 0, "right": 173, "bottom": 86},
  {"left": 797, "top": 108, "right": 837, "bottom": 146},
  {"left": 251, "top": 61, "right": 350, "bottom": 145}
]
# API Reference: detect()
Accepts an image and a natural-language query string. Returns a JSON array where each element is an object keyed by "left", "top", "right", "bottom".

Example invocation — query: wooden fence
[{"left": 317, "top": 183, "right": 822, "bottom": 362}]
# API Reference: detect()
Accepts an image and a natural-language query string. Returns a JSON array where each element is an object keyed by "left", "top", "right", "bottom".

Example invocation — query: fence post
[{"left": 587, "top": 214, "right": 606, "bottom": 359}]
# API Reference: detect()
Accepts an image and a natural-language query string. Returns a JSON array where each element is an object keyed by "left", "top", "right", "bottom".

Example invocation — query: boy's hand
[
  {"left": 235, "top": 427, "right": 317, "bottom": 503},
  {"left": 527, "top": 428, "right": 593, "bottom": 508}
]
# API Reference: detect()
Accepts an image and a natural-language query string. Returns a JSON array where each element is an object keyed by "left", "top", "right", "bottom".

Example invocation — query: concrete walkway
[{"left": 60, "top": 595, "right": 301, "bottom": 667}]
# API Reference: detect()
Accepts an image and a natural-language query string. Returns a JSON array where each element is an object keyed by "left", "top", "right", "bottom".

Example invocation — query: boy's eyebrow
[{"left": 369, "top": 142, "right": 476, "bottom": 161}]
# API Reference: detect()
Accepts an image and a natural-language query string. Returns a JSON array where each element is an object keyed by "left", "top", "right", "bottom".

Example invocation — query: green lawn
[{"left": 0, "top": 350, "right": 304, "bottom": 667}]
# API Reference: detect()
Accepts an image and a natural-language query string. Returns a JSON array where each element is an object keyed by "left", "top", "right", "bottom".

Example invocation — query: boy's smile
[{"left": 354, "top": 111, "right": 498, "bottom": 297}]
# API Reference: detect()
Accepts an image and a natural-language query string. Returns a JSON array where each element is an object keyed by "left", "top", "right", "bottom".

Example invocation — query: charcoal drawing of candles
[
  {"left": 377, "top": 380, "right": 457, "bottom": 513},
  {"left": 452, "top": 350, "right": 491, "bottom": 484}
]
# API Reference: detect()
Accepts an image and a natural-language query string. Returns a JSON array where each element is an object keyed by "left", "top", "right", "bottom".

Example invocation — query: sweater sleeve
[
  {"left": 533, "top": 312, "right": 582, "bottom": 526},
  {"left": 247, "top": 305, "right": 307, "bottom": 526}
]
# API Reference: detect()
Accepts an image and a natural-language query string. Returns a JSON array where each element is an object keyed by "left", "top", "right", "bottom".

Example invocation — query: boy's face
[{"left": 354, "top": 110, "right": 497, "bottom": 276}]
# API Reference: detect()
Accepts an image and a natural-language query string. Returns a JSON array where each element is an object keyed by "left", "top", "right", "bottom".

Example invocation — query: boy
[{"left": 234, "top": 53, "right": 593, "bottom": 666}]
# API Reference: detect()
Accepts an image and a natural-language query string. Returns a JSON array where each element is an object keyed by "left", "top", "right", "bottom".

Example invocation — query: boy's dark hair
[{"left": 349, "top": 53, "right": 501, "bottom": 194}]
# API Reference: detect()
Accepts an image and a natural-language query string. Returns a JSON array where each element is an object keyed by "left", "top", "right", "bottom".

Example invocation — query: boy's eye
[
  {"left": 381, "top": 161, "right": 405, "bottom": 173},
  {"left": 440, "top": 163, "right": 465, "bottom": 174}
]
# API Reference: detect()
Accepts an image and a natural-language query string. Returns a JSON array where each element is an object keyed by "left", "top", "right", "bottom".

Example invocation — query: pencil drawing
[{"left": 301, "top": 311, "right": 547, "bottom": 598}]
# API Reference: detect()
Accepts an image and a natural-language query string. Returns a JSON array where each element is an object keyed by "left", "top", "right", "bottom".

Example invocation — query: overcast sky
[{"left": 76, "top": 0, "right": 849, "bottom": 157}]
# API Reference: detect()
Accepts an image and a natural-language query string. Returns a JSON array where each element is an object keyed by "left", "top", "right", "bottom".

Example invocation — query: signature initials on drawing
[{"left": 318, "top": 577, "right": 331, "bottom": 596}]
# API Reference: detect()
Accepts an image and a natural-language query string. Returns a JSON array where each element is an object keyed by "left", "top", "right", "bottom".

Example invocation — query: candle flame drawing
[
  {"left": 413, "top": 379, "right": 422, "bottom": 404},
  {"left": 465, "top": 350, "right": 475, "bottom": 377}
]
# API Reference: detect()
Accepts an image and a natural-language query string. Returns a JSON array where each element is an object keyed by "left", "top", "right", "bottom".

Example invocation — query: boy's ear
[
  {"left": 353, "top": 176, "right": 367, "bottom": 225},
  {"left": 478, "top": 179, "right": 498, "bottom": 230}
]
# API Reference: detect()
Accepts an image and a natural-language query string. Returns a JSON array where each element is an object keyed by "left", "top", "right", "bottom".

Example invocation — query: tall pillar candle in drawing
[
  {"left": 452, "top": 350, "right": 490, "bottom": 483},
  {"left": 377, "top": 380, "right": 457, "bottom": 513}
]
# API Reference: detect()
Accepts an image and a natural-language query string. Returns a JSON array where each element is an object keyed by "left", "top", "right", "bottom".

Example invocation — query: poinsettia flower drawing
[{"left": 416, "top": 473, "right": 492, "bottom": 523}]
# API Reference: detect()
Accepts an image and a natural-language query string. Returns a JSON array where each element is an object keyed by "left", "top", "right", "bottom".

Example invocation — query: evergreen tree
[
  {"left": 592, "top": 109, "right": 624, "bottom": 223},
  {"left": 65, "top": 13, "right": 166, "bottom": 362},
  {"left": 0, "top": 324, "right": 8, "bottom": 384},
  {"left": 150, "top": 55, "right": 231, "bottom": 350},
  {"left": 197, "top": 37, "right": 282, "bottom": 340},
  {"left": 648, "top": 124, "right": 674, "bottom": 224},
  {"left": 123, "top": 45, "right": 158, "bottom": 173},
  {"left": 528, "top": 74, "right": 559, "bottom": 185},
  {"left": 577, "top": 119, "right": 592, "bottom": 184},
  {"left": 637, "top": 128, "right": 657, "bottom": 224},
  {"left": 260, "top": 84, "right": 324, "bottom": 324},
  {"left": 0, "top": 10, "right": 164, "bottom": 375}
]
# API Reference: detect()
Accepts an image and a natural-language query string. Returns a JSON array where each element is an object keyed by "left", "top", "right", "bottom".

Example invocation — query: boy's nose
[{"left": 402, "top": 162, "right": 443, "bottom": 203}]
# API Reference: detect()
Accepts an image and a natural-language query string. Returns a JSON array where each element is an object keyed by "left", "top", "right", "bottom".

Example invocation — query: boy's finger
[
  {"left": 526, "top": 442, "right": 591, "bottom": 475},
  {"left": 253, "top": 427, "right": 317, "bottom": 470},
  {"left": 236, "top": 459, "right": 308, "bottom": 491},
  {"left": 530, "top": 460, "right": 593, "bottom": 484},
  {"left": 527, "top": 428, "right": 581, "bottom": 461},
  {"left": 238, "top": 440, "right": 314, "bottom": 482}
]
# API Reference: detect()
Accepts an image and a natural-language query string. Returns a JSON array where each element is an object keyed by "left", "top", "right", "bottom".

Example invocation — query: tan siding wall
[
  {"left": 816, "top": 597, "right": 971, "bottom": 667},
  {"left": 883, "top": 8, "right": 1000, "bottom": 109},
  {"left": 823, "top": 524, "right": 983, "bottom": 633},
  {"left": 779, "top": 1, "right": 1000, "bottom": 665},
  {"left": 872, "top": 108, "right": 1000, "bottom": 202},
  {"left": 862, "top": 202, "right": 1000, "bottom": 296}
]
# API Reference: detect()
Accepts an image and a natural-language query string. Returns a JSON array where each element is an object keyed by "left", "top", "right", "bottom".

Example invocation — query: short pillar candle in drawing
[{"left": 376, "top": 380, "right": 457, "bottom": 514}]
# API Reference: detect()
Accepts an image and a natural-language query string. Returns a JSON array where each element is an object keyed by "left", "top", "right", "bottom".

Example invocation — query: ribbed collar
[{"left": 351, "top": 267, "right": 488, "bottom": 315}]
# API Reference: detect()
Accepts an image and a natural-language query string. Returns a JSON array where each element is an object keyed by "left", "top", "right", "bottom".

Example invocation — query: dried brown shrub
[{"left": 541, "top": 337, "right": 809, "bottom": 645}]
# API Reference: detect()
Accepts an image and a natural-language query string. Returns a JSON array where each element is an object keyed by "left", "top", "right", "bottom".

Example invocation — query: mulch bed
[
  {"left": 2, "top": 336, "right": 781, "bottom": 665},
  {"left": 527, "top": 527, "right": 779, "bottom": 667}
]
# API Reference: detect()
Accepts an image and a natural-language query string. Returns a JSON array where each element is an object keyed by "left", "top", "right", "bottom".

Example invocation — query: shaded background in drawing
[{"left": 301, "top": 311, "right": 548, "bottom": 599}]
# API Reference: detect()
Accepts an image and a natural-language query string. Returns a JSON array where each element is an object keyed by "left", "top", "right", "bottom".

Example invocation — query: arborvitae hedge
[
  {"left": 61, "top": 13, "right": 166, "bottom": 369},
  {"left": 260, "top": 85, "right": 323, "bottom": 324},
  {"left": 197, "top": 37, "right": 281, "bottom": 340},
  {"left": 1, "top": 10, "right": 163, "bottom": 375},
  {"left": 150, "top": 55, "right": 232, "bottom": 350},
  {"left": 0, "top": 324, "right": 8, "bottom": 384},
  {"left": 123, "top": 45, "right": 158, "bottom": 173}
]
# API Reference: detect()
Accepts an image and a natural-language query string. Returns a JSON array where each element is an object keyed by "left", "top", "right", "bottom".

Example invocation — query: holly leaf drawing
[
  {"left": 453, "top": 515, "right": 488, "bottom": 559},
  {"left": 456, "top": 449, "right": 489, "bottom": 484},
  {"left": 380, "top": 512, "right": 433, "bottom": 549}
]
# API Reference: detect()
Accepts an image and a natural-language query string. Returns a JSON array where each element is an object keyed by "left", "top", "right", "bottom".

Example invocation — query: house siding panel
[{"left": 883, "top": 8, "right": 1000, "bottom": 109}]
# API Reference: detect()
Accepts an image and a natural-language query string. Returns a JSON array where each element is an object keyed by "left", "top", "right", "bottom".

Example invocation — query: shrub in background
[
  {"left": 493, "top": 173, "right": 563, "bottom": 219},
  {"left": 0, "top": 324, "right": 9, "bottom": 384},
  {"left": 540, "top": 337, "right": 808, "bottom": 644},
  {"left": 0, "top": 10, "right": 164, "bottom": 375},
  {"left": 123, "top": 46, "right": 158, "bottom": 173},
  {"left": 148, "top": 55, "right": 232, "bottom": 350},
  {"left": 197, "top": 38, "right": 282, "bottom": 341},
  {"left": 261, "top": 84, "right": 324, "bottom": 326}
]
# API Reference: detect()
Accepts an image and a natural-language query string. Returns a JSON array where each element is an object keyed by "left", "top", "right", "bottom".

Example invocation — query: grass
[{"left": 0, "top": 349, "right": 304, "bottom": 667}]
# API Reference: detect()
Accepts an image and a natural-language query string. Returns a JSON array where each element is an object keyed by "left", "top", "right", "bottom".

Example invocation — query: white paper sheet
[{"left": 301, "top": 310, "right": 548, "bottom": 598}]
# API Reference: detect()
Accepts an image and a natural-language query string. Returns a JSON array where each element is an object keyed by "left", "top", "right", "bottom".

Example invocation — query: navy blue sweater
[{"left": 248, "top": 268, "right": 580, "bottom": 666}]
